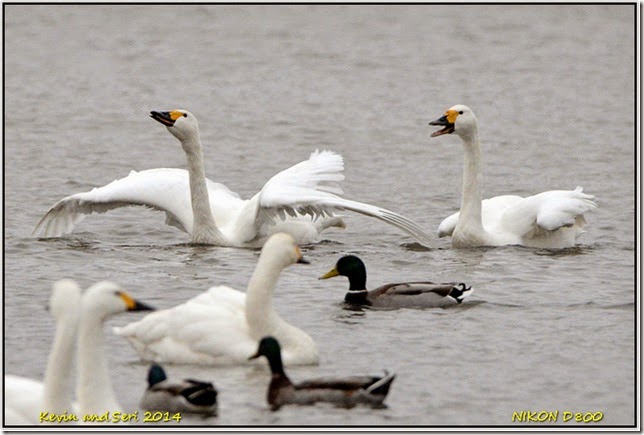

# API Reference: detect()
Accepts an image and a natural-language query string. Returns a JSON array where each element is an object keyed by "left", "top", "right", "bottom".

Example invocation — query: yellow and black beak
[
  {"left": 118, "top": 292, "right": 155, "bottom": 312},
  {"left": 150, "top": 110, "right": 183, "bottom": 127},
  {"left": 318, "top": 266, "right": 339, "bottom": 280},
  {"left": 295, "top": 246, "right": 310, "bottom": 264},
  {"left": 429, "top": 110, "right": 457, "bottom": 137}
]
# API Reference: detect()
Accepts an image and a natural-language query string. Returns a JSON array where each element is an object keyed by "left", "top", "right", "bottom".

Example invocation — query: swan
[
  {"left": 114, "top": 233, "right": 319, "bottom": 366},
  {"left": 140, "top": 364, "right": 218, "bottom": 415},
  {"left": 76, "top": 281, "right": 154, "bottom": 422},
  {"left": 249, "top": 336, "right": 395, "bottom": 411},
  {"left": 428, "top": 104, "right": 597, "bottom": 248},
  {"left": 5, "top": 280, "right": 82, "bottom": 425},
  {"left": 32, "top": 109, "right": 433, "bottom": 247},
  {"left": 319, "top": 255, "right": 472, "bottom": 308}
]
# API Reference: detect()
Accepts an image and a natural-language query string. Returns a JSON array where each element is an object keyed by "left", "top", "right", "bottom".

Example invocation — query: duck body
[
  {"left": 33, "top": 110, "right": 433, "bottom": 247},
  {"left": 140, "top": 364, "right": 217, "bottom": 415},
  {"left": 114, "top": 233, "right": 319, "bottom": 366},
  {"left": 250, "top": 337, "right": 394, "bottom": 411},
  {"left": 319, "top": 255, "right": 472, "bottom": 309},
  {"left": 429, "top": 104, "right": 597, "bottom": 249}
]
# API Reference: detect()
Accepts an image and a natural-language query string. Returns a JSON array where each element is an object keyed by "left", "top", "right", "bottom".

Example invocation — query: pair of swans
[
  {"left": 32, "top": 106, "right": 596, "bottom": 249},
  {"left": 32, "top": 110, "right": 433, "bottom": 247},
  {"left": 5, "top": 281, "right": 153, "bottom": 425}
]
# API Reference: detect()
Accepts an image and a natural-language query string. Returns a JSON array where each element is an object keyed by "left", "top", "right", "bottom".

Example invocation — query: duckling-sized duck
[
  {"left": 140, "top": 364, "right": 218, "bottom": 415},
  {"left": 319, "top": 255, "right": 472, "bottom": 308},
  {"left": 249, "top": 336, "right": 394, "bottom": 411}
]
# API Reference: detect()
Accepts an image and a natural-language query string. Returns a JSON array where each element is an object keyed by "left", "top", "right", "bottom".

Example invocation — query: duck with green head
[
  {"left": 319, "top": 255, "right": 472, "bottom": 308},
  {"left": 140, "top": 364, "right": 218, "bottom": 415},
  {"left": 249, "top": 336, "right": 394, "bottom": 411}
]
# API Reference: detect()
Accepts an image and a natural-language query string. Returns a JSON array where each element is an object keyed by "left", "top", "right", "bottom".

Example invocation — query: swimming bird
[
  {"left": 32, "top": 110, "right": 433, "bottom": 247},
  {"left": 76, "top": 281, "right": 154, "bottom": 421},
  {"left": 319, "top": 255, "right": 472, "bottom": 308},
  {"left": 140, "top": 364, "right": 217, "bottom": 415},
  {"left": 114, "top": 233, "right": 319, "bottom": 366},
  {"left": 249, "top": 336, "right": 395, "bottom": 411},
  {"left": 5, "top": 280, "right": 82, "bottom": 425},
  {"left": 429, "top": 104, "right": 597, "bottom": 248}
]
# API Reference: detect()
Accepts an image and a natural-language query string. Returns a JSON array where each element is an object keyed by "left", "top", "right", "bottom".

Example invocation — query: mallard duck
[
  {"left": 429, "top": 104, "right": 597, "bottom": 248},
  {"left": 115, "top": 233, "right": 319, "bottom": 366},
  {"left": 140, "top": 364, "right": 217, "bottom": 415},
  {"left": 249, "top": 336, "right": 395, "bottom": 411},
  {"left": 319, "top": 255, "right": 472, "bottom": 308},
  {"left": 32, "top": 110, "right": 433, "bottom": 247}
]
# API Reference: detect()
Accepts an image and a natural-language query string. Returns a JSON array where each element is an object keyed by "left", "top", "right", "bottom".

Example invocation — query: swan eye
[
  {"left": 183, "top": 113, "right": 187, "bottom": 117},
  {"left": 459, "top": 111, "right": 463, "bottom": 115}
]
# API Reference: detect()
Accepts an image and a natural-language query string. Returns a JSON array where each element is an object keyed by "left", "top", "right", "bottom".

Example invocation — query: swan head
[
  {"left": 82, "top": 281, "right": 155, "bottom": 319},
  {"left": 260, "top": 232, "right": 310, "bottom": 270},
  {"left": 49, "top": 279, "right": 82, "bottom": 321},
  {"left": 150, "top": 109, "right": 200, "bottom": 144},
  {"left": 429, "top": 104, "right": 478, "bottom": 139}
]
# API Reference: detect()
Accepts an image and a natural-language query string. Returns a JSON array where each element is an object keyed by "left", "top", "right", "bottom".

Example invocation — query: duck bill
[
  {"left": 318, "top": 267, "right": 339, "bottom": 280},
  {"left": 429, "top": 115, "right": 455, "bottom": 137},
  {"left": 248, "top": 351, "right": 260, "bottom": 361},
  {"left": 150, "top": 111, "right": 176, "bottom": 127}
]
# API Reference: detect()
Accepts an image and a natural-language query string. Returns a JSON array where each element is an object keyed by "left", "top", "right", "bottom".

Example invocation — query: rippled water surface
[{"left": 4, "top": 4, "right": 636, "bottom": 428}]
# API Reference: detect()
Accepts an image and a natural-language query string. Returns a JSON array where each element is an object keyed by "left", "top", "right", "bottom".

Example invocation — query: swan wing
[
  {"left": 114, "top": 286, "right": 255, "bottom": 365},
  {"left": 438, "top": 195, "right": 523, "bottom": 237},
  {"left": 499, "top": 187, "right": 597, "bottom": 237},
  {"left": 242, "top": 150, "right": 433, "bottom": 245},
  {"left": 32, "top": 168, "right": 240, "bottom": 238},
  {"left": 4, "top": 375, "right": 44, "bottom": 425}
]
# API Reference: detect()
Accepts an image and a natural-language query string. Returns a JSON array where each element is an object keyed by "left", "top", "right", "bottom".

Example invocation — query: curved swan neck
[
  {"left": 42, "top": 312, "right": 79, "bottom": 412},
  {"left": 458, "top": 129, "right": 485, "bottom": 233},
  {"left": 182, "top": 136, "right": 225, "bottom": 245},
  {"left": 245, "top": 256, "right": 284, "bottom": 336},
  {"left": 77, "top": 310, "right": 121, "bottom": 414}
]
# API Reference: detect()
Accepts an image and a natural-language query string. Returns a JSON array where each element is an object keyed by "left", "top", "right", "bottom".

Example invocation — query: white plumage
[
  {"left": 5, "top": 280, "right": 82, "bottom": 426},
  {"left": 114, "top": 233, "right": 319, "bottom": 366},
  {"left": 429, "top": 104, "right": 597, "bottom": 248},
  {"left": 33, "top": 110, "right": 433, "bottom": 247}
]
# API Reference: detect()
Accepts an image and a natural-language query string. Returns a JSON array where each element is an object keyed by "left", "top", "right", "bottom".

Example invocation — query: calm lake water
[{"left": 3, "top": 4, "right": 636, "bottom": 428}]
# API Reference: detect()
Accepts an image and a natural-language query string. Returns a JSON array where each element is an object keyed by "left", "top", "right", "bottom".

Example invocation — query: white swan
[
  {"left": 114, "top": 233, "right": 319, "bottom": 366},
  {"left": 429, "top": 104, "right": 597, "bottom": 248},
  {"left": 32, "top": 110, "right": 433, "bottom": 247},
  {"left": 5, "top": 280, "right": 82, "bottom": 425},
  {"left": 76, "top": 281, "right": 154, "bottom": 422}
]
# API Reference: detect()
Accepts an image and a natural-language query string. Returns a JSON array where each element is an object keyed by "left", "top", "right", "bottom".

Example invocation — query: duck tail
[
  {"left": 366, "top": 371, "right": 396, "bottom": 396},
  {"left": 450, "top": 283, "right": 473, "bottom": 304}
]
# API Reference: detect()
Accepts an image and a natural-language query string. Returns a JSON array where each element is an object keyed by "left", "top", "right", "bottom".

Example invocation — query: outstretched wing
[
  {"left": 500, "top": 187, "right": 597, "bottom": 237},
  {"left": 239, "top": 150, "right": 433, "bottom": 246},
  {"left": 32, "top": 168, "right": 238, "bottom": 238}
]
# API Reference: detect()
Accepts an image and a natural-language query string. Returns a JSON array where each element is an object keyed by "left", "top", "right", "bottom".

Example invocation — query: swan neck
[
  {"left": 245, "top": 255, "right": 283, "bottom": 337},
  {"left": 42, "top": 313, "right": 79, "bottom": 413},
  {"left": 183, "top": 136, "right": 224, "bottom": 244},
  {"left": 459, "top": 131, "right": 484, "bottom": 230},
  {"left": 77, "top": 310, "right": 120, "bottom": 414}
]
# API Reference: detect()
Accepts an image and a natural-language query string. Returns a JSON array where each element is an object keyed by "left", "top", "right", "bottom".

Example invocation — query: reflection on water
[{"left": 4, "top": 4, "right": 635, "bottom": 427}]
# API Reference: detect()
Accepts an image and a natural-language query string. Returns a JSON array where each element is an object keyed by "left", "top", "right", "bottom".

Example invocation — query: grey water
[{"left": 3, "top": 4, "right": 636, "bottom": 428}]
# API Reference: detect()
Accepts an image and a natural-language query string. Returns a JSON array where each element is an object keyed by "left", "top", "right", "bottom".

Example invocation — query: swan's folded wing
[
  {"left": 500, "top": 187, "right": 597, "bottom": 236},
  {"left": 32, "top": 168, "right": 199, "bottom": 238},
  {"left": 114, "top": 286, "right": 254, "bottom": 365},
  {"left": 247, "top": 150, "right": 433, "bottom": 246}
]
